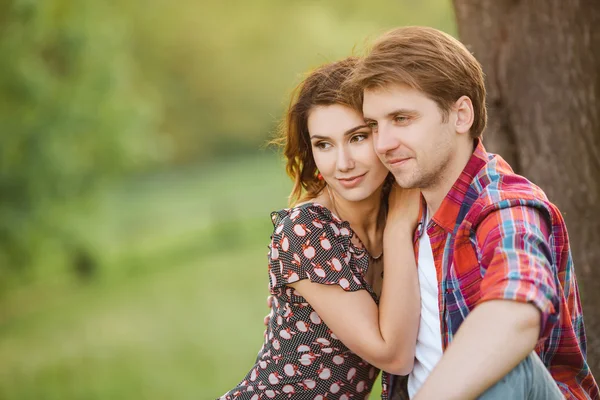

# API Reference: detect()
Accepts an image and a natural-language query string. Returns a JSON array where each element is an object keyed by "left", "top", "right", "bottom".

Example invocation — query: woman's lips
[{"left": 337, "top": 173, "right": 367, "bottom": 188}]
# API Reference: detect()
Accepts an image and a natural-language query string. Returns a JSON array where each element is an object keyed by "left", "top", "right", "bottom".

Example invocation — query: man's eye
[
  {"left": 366, "top": 121, "right": 377, "bottom": 129},
  {"left": 394, "top": 115, "right": 408, "bottom": 123}
]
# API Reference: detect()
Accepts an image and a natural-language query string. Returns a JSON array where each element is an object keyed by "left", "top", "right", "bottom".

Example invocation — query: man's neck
[{"left": 422, "top": 139, "right": 476, "bottom": 216}]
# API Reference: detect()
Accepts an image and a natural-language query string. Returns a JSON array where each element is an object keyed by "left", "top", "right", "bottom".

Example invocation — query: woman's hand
[
  {"left": 385, "top": 184, "right": 421, "bottom": 237},
  {"left": 263, "top": 296, "right": 274, "bottom": 337}
]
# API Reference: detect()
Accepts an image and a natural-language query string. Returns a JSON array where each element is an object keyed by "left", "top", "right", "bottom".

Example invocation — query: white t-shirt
[{"left": 407, "top": 210, "right": 443, "bottom": 398}]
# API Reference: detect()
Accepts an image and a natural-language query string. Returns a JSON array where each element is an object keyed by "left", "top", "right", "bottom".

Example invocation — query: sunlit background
[{"left": 0, "top": 1, "right": 455, "bottom": 398}]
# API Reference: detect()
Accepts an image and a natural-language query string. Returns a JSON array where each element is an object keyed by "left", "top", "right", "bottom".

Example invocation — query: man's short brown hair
[{"left": 350, "top": 26, "right": 487, "bottom": 138}]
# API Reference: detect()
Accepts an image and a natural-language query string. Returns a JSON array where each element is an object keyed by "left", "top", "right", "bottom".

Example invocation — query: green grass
[
  {"left": 0, "top": 152, "right": 382, "bottom": 399},
  {"left": 0, "top": 245, "right": 268, "bottom": 399}
]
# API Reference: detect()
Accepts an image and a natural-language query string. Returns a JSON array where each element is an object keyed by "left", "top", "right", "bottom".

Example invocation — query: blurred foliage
[
  {"left": 0, "top": 0, "right": 455, "bottom": 285},
  {"left": 0, "top": 1, "right": 456, "bottom": 397},
  {"left": 0, "top": 0, "right": 161, "bottom": 283},
  {"left": 0, "top": 0, "right": 455, "bottom": 283},
  {"left": 123, "top": 0, "right": 456, "bottom": 163}
]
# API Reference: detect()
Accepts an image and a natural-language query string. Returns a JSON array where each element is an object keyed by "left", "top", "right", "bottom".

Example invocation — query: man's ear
[{"left": 454, "top": 95, "right": 474, "bottom": 135}]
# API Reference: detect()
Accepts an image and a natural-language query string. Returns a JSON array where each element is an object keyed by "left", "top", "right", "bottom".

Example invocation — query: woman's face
[{"left": 307, "top": 104, "right": 389, "bottom": 202}]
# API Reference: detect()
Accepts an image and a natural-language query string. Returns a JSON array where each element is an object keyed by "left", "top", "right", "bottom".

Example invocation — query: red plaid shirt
[{"left": 386, "top": 140, "right": 598, "bottom": 399}]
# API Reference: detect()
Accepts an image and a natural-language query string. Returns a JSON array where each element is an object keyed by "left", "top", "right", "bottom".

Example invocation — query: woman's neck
[{"left": 325, "top": 186, "right": 384, "bottom": 256}]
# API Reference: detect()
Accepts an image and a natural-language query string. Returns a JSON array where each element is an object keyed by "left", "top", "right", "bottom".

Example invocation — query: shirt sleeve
[
  {"left": 268, "top": 208, "right": 363, "bottom": 293},
  {"left": 475, "top": 205, "right": 559, "bottom": 340}
]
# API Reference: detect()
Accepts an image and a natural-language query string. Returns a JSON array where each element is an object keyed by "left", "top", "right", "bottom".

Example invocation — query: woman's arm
[{"left": 290, "top": 187, "right": 421, "bottom": 374}]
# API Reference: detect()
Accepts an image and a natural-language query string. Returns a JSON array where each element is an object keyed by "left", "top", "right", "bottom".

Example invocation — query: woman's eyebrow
[
  {"left": 310, "top": 124, "right": 369, "bottom": 140},
  {"left": 344, "top": 124, "right": 369, "bottom": 135}
]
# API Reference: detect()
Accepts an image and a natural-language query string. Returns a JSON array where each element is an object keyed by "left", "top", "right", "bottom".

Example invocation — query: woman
[{"left": 219, "top": 58, "right": 420, "bottom": 400}]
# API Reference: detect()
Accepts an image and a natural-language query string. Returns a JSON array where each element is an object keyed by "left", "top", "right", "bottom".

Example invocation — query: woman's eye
[
  {"left": 350, "top": 133, "right": 368, "bottom": 143},
  {"left": 315, "top": 142, "right": 331, "bottom": 150}
]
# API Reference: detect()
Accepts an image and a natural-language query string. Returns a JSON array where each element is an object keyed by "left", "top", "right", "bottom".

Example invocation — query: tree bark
[{"left": 453, "top": 0, "right": 600, "bottom": 371}]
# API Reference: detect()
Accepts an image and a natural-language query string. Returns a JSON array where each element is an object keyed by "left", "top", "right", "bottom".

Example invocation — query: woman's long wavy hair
[{"left": 272, "top": 57, "right": 365, "bottom": 206}]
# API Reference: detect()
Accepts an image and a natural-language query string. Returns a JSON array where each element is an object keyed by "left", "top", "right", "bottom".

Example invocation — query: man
[{"left": 349, "top": 26, "right": 598, "bottom": 399}]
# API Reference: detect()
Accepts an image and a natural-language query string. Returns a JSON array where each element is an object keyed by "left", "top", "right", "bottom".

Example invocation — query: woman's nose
[{"left": 336, "top": 147, "right": 355, "bottom": 172}]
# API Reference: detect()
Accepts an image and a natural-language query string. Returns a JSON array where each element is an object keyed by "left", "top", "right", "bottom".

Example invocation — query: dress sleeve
[{"left": 268, "top": 207, "right": 363, "bottom": 293}]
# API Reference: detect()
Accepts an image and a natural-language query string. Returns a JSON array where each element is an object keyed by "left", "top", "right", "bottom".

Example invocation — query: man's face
[{"left": 362, "top": 84, "right": 457, "bottom": 190}]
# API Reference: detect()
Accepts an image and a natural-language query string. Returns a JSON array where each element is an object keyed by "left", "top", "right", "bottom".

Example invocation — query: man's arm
[
  {"left": 414, "top": 206, "right": 559, "bottom": 400},
  {"left": 414, "top": 300, "right": 540, "bottom": 399}
]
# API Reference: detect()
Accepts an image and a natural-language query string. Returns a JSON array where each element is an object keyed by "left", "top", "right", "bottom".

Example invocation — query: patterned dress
[{"left": 219, "top": 203, "right": 385, "bottom": 400}]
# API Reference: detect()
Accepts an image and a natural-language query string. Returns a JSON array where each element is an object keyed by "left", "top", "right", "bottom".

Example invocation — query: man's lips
[{"left": 337, "top": 172, "right": 367, "bottom": 188}]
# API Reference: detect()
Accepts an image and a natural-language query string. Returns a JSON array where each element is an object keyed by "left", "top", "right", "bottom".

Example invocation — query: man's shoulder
[
  {"left": 463, "top": 153, "right": 556, "bottom": 227},
  {"left": 472, "top": 153, "right": 548, "bottom": 205}
]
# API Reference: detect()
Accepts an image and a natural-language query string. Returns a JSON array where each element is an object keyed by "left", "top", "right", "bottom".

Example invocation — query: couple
[{"left": 219, "top": 26, "right": 598, "bottom": 400}]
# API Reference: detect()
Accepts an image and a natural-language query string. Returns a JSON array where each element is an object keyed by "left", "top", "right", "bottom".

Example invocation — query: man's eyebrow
[
  {"left": 386, "top": 108, "right": 418, "bottom": 117},
  {"left": 310, "top": 124, "right": 370, "bottom": 140},
  {"left": 364, "top": 109, "right": 419, "bottom": 121}
]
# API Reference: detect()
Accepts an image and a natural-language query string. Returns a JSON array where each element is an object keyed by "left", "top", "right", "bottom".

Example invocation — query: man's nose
[{"left": 373, "top": 124, "right": 399, "bottom": 155}]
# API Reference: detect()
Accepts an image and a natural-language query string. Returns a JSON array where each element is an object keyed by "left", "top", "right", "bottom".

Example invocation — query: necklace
[
  {"left": 326, "top": 185, "right": 340, "bottom": 220},
  {"left": 326, "top": 185, "right": 383, "bottom": 261}
]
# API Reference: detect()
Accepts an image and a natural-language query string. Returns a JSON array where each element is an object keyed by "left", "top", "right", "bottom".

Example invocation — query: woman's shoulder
[
  {"left": 271, "top": 202, "right": 329, "bottom": 227},
  {"left": 270, "top": 202, "right": 350, "bottom": 236},
  {"left": 268, "top": 202, "right": 360, "bottom": 292}
]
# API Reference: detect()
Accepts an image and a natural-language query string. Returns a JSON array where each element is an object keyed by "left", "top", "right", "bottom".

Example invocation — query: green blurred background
[{"left": 0, "top": 1, "right": 455, "bottom": 398}]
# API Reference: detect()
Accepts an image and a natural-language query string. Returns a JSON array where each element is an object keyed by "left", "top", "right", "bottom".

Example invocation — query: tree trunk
[{"left": 453, "top": 0, "right": 600, "bottom": 371}]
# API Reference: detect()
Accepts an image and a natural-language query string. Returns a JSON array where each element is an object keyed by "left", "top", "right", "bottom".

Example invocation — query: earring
[{"left": 317, "top": 172, "right": 324, "bottom": 181}]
